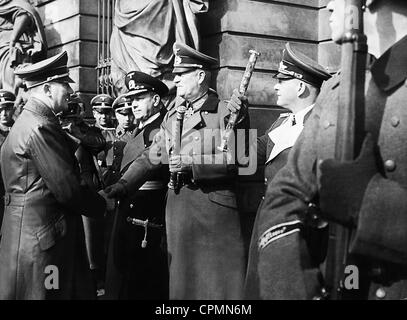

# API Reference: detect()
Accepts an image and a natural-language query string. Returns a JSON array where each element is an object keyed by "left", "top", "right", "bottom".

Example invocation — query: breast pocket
[{"left": 35, "top": 214, "right": 67, "bottom": 251}]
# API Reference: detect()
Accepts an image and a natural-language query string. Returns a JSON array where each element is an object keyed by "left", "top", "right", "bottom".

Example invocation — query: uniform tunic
[
  {"left": 119, "top": 92, "right": 250, "bottom": 299},
  {"left": 245, "top": 108, "right": 313, "bottom": 299},
  {"left": 0, "top": 98, "right": 105, "bottom": 299},
  {"left": 104, "top": 108, "right": 169, "bottom": 299},
  {"left": 254, "top": 36, "right": 407, "bottom": 300}
]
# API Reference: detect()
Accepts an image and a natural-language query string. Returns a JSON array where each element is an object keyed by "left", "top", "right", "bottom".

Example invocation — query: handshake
[{"left": 98, "top": 181, "right": 127, "bottom": 211}]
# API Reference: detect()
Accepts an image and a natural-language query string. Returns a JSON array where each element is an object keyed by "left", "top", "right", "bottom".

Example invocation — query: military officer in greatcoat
[
  {"left": 0, "top": 51, "right": 106, "bottom": 299},
  {"left": 0, "top": 89, "right": 16, "bottom": 240},
  {"left": 243, "top": 44, "right": 331, "bottom": 298},
  {"left": 103, "top": 42, "right": 249, "bottom": 299},
  {"left": 104, "top": 71, "right": 169, "bottom": 300},
  {"left": 252, "top": 0, "right": 407, "bottom": 300}
]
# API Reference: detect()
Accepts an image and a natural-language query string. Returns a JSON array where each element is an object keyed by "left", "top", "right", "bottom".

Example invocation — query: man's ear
[
  {"left": 197, "top": 70, "right": 206, "bottom": 85},
  {"left": 297, "top": 81, "right": 306, "bottom": 97},
  {"left": 43, "top": 83, "right": 52, "bottom": 97},
  {"left": 152, "top": 94, "right": 161, "bottom": 107}
]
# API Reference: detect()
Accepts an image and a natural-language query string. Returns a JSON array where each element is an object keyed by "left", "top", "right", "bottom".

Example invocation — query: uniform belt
[
  {"left": 139, "top": 180, "right": 166, "bottom": 191},
  {"left": 4, "top": 193, "right": 25, "bottom": 207}
]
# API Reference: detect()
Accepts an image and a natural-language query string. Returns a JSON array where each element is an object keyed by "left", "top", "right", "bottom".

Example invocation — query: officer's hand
[
  {"left": 227, "top": 89, "right": 248, "bottom": 114},
  {"left": 98, "top": 189, "right": 116, "bottom": 211},
  {"left": 319, "top": 134, "right": 378, "bottom": 227},
  {"left": 169, "top": 154, "right": 192, "bottom": 173},
  {"left": 104, "top": 181, "right": 127, "bottom": 199}
]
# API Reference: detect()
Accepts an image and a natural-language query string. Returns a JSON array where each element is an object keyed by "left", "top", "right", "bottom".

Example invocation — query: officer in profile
[
  {"left": 253, "top": 0, "right": 407, "bottom": 300},
  {"left": 243, "top": 43, "right": 331, "bottom": 298},
  {"left": 0, "top": 51, "right": 106, "bottom": 299},
  {"left": 104, "top": 71, "right": 169, "bottom": 300}
]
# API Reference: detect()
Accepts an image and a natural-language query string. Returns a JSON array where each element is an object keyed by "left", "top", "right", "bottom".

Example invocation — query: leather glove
[
  {"left": 319, "top": 134, "right": 378, "bottom": 227},
  {"left": 104, "top": 180, "right": 127, "bottom": 199},
  {"left": 169, "top": 154, "right": 193, "bottom": 173},
  {"left": 98, "top": 189, "right": 116, "bottom": 211},
  {"left": 226, "top": 89, "right": 248, "bottom": 123}
]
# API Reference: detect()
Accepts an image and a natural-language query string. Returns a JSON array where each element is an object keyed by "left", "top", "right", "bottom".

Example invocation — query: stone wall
[
  {"left": 32, "top": 0, "right": 340, "bottom": 120},
  {"left": 33, "top": 0, "right": 100, "bottom": 112},
  {"left": 200, "top": 0, "right": 340, "bottom": 136}
]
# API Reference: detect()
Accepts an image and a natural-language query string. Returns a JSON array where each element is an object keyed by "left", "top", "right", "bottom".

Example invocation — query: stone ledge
[
  {"left": 203, "top": 33, "right": 318, "bottom": 71},
  {"left": 201, "top": 0, "right": 319, "bottom": 41}
]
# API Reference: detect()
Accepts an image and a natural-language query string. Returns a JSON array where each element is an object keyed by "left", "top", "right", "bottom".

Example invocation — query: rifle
[
  {"left": 217, "top": 49, "right": 260, "bottom": 153},
  {"left": 323, "top": 0, "right": 368, "bottom": 300}
]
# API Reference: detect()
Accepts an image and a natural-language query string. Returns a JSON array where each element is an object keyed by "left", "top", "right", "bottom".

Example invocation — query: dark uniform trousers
[
  {"left": 104, "top": 109, "right": 169, "bottom": 300},
  {"left": 253, "top": 36, "right": 407, "bottom": 300},
  {"left": 97, "top": 125, "right": 137, "bottom": 267}
]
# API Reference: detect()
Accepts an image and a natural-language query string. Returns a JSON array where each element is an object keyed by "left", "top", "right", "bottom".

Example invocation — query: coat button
[
  {"left": 376, "top": 288, "right": 386, "bottom": 299},
  {"left": 323, "top": 120, "right": 331, "bottom": 129},
  {"left": 384, "top": 160, "right": 396, "bottom": 172},
  {"left": 129, "top": 204, "right": 134, "bottom": 209},
  {"left": 195, "top": 136, "right": 199, "bottom": 141},
  {"left": 204, "top": 111, "right": 208, "bottom": 115},
  {"left": 262, "top": 196, "right": 265, "bottom": 200},
  {"left": 391, "top": 116, "right": 400, "bottom": 127}
]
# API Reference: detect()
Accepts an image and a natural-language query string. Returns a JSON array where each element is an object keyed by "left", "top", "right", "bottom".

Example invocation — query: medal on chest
[{"left": 185, "top": 106, "right": 194, "bottom": 119}]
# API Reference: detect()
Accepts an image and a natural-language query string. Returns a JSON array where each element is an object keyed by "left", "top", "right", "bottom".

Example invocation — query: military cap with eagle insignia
[
  {"left": 14, "top": 51, "right": 74, "bottom": 89},
  {"left": 172, "top": 42, "right": 218, "bottom": 74},
  {"left": 275, "top": 43, "right": 331, "bottom": 88},
  {"left": 124, "top": 71, "right": 169, "bottom": 98},
  {"left": 90, "top": 94, "right": 114, "bottom": 109},
  {"left": 112, "top": 94, "right": 133, "bottom": 112},
  {"left": 0, "top": 90, "right": 16, "bottom": 108}
]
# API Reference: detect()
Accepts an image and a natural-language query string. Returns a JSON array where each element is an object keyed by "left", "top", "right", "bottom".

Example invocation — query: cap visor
[
  {"left": 172, "top": 67, "right": 196, "bottom": 74},
  {"left": 123, "top": 89, "right": 148, "bottom": 99},
  {"left": 54, "top": 75, "right": 75, "bottom": 84},
  {"left": 64, "top": 76, "right": 75, "bottom": 83},
  {"left": 273, "top": 72, "right": 294, "bottom": 80},
  {"left": 0, "top": 101, "right": 15, "bottom": 106}
]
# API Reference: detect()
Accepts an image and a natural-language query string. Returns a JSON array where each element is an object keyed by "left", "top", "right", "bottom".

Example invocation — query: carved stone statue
[
  {"left": 110, "top": 0, "right": 208, "bottom": 94},
  {"left": 0, "top": 0, "right": 47, "bottom": 94}
]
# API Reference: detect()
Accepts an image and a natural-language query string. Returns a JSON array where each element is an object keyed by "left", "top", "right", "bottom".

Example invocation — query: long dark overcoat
[{"left": 0, "top": 98, "right": 105, "bottom": 300}]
